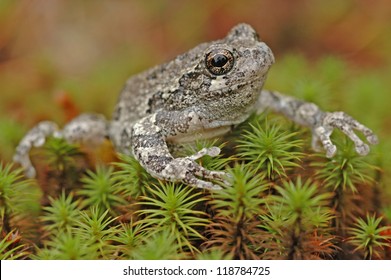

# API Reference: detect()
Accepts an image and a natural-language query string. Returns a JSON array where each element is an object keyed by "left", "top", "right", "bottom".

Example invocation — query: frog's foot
[
  {"left": 160, "top": 147, "right": 229, "bottom": 190},
  {"left": 13, "top": 121, "right": 60, "bottom": 178},
  {"left": 313, "top": 111, "right": 378, "bottom": 158}
]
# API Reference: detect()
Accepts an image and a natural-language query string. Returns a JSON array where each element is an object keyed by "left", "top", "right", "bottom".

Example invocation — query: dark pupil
[{"left": 211, "top": 54, "right": 228, "bottom": 67}]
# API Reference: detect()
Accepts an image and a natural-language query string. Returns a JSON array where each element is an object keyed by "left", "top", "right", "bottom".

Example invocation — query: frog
[{"left": 13, "top": 23, "right": 378, "bottom": 190}]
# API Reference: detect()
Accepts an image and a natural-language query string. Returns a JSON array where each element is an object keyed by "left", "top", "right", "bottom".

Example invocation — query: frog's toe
[
  {"left": 367, "top": 134, "right": 379, "bottom": 145},
  {"left": 195, "top": 165, "right": 229, "bottom": 184},
  {"left": 355, "top": 143, "right": 370, "bottom": 156},
  {"left": 188, "top": 146, "right": 221, "bottom": 161},
  {"left": 184, "top": 176, "right": 222, "bottom": 190},
  {"left": 205, "top": 146, "right": 221, "bottom": 157},
  {"left": 13, "top": 154, "right": 36, "bottom": 178},
  {"left": 25, "top": 166, "right": 37, "bottom": 178},
  {"left": 325, "top": 144, "right": 337, "bottom": 158}
]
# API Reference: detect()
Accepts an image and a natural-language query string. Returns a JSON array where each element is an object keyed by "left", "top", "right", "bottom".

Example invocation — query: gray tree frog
[{"left": 13, "top": 23, "right": 378, "bottom": 190}]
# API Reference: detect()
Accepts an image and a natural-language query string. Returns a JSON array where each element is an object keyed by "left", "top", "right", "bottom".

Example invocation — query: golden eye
[{"left": 205, "top": 49, "right": 234, "bottom": 75}]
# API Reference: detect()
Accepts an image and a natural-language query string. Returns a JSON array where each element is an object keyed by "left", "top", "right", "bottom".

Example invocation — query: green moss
[{"left": 1, "top": 54, "right": 390, "bottom": 260}]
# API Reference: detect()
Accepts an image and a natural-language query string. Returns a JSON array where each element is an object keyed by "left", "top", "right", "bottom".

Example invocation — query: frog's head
[
  {"left": 194, "top": 24, "right": 274, "bottom": 117},
  {"left": 203, "top": 23, "right": 274, "bottom": 88},
  {"left": 163, "top": 24, "right": 274, "bottom": 118}
]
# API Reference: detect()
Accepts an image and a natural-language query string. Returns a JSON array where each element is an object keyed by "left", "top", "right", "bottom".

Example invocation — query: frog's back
[{"left": 112, "top": 42, "right": 209, "bottom": 124}]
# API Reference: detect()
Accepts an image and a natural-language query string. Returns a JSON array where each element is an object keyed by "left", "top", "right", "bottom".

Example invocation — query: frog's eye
[{"left": 205, "top": 49, "right": 234, "bottom": 75}]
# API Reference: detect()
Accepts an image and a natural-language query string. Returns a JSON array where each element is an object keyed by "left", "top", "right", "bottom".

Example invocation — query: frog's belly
[{"left": 166, "top": 126, "right": 231, "bottom": 144}]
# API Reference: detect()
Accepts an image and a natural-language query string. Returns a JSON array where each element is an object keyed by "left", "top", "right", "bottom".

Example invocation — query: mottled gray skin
[{"left": 13, "top": 23, "right": 378, "bottom": 190}]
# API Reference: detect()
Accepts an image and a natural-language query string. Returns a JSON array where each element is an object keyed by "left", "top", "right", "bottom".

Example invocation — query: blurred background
[{"left": 0, "top": 0, "right": 390, "bottom": 163}]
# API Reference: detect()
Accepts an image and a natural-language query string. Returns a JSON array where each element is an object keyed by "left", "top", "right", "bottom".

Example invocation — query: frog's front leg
[
  {"left": 14, "top": 113, "right": 108, "bottom": 177},
  {"left": 257, "top": 90, "right": 378, "bottom": 157},
  {"left": 130, "top": 111, "right": 227, "bottom": 190}
]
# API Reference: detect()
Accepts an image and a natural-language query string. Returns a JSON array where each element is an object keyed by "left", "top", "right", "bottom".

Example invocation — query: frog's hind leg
[{"left": 13, "top": 113, "right": 109, "bottom": 178}]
